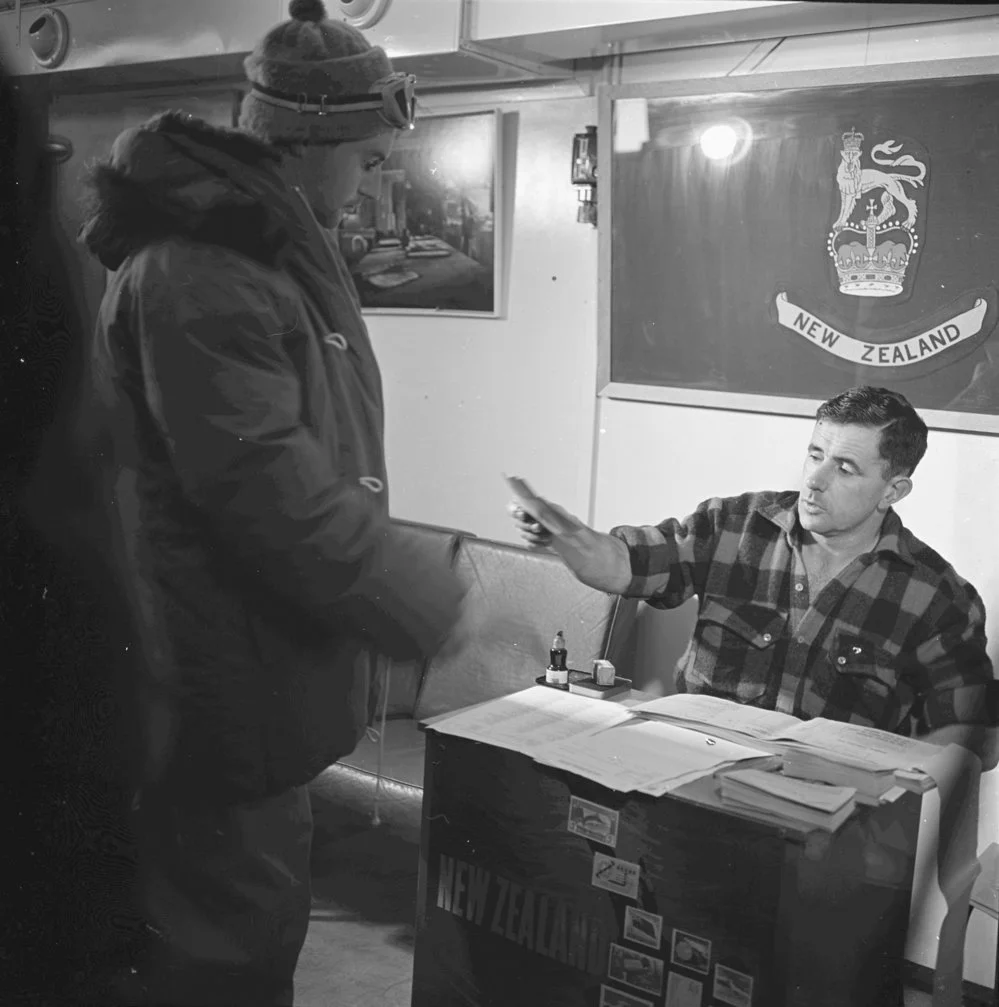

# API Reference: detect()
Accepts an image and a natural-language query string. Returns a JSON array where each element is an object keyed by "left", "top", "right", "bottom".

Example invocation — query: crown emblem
[
  {"left": 828, "top": 200, "right": 919, "bottom": 297},
  {"left": 828, "top": 130, "right": 927, "bottom": 298},
  {"left": 841, "top": 128, "right": 864, "bottom": 152}
]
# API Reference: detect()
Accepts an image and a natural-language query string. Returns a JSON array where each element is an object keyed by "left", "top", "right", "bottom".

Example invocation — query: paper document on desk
[
  {"left": 426, "top": 686, "right": 632, "bottom": 758},
  {"left": 768, "top": 717, "right": 942, "bottom": 772},
  {"left": 631, "top": 694, "right": 801, "bottom": 744},
  {"left": 719, "top": 768, "right": 856, "bottom": 813},
  {"left": 531, "top": 718, "right": 775, "bottom": 796}
]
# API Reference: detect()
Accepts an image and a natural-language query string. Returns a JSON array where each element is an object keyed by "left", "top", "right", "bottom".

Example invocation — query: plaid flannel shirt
[{"left": 610, "top": 491, "right": 995, "bottom": 734}]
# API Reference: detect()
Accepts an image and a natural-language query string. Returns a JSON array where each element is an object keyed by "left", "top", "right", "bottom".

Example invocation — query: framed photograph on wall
[
  {"left": 598, "top": 56, "right": 999, "bottom": 433},
  {"left": 337, "top": 108, "right": 502, "bottom": 317}
]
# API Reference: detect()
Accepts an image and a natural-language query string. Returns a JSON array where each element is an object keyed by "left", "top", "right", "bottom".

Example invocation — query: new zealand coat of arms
[
  {"left": 828, "top": 128, "right": 927, "bottom": 298},
  {"left": 774, "top": 124, "right": 991, "bottom": 376}
]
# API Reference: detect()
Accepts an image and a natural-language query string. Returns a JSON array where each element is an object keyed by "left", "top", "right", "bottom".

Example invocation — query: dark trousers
[{"left": 128, "top": 784, "right": 313, "bottom": 1007}]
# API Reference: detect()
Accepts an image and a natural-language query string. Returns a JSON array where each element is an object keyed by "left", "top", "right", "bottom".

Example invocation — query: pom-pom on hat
[
  {"left": 239, "top": 0, "right": 395, "bottom": 144},
  {"left": 288, "top": 0, "right": 328, "bottom": 22}
]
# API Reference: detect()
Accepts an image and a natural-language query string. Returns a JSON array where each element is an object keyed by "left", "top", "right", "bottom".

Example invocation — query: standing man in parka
[{"left": 78, "top": 1, "right": 466, "bottom": 1003}]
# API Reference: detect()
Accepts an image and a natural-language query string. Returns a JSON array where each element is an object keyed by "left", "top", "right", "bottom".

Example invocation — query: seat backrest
[
  {"left": 413, "top": 536, "right": 637, "bottom": 721},
  {"left": 372, "top": 519, "right": 470, "bottom": 719}
]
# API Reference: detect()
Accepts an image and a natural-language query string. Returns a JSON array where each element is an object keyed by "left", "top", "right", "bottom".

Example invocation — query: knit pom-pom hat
[{"left": 239, "top": 0, "right": 394, "bottom": 144}]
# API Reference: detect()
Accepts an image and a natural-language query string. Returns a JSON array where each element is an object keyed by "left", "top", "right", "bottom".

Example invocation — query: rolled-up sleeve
[
  {"left": 911, "top": 589, "right": 996, "bottom": 732},
  {"left": 609, "top": 498, "right": 723, "bottom": 609}
]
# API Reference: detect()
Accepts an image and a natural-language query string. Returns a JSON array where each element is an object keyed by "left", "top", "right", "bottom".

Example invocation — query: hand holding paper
[{"left": 504, "top": 474, "right": 633, "bottom": 593}]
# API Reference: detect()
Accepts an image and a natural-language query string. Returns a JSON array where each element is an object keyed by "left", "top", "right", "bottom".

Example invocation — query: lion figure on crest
[{"left": 832, "top": 139, "right": 927, "bottom": 233}]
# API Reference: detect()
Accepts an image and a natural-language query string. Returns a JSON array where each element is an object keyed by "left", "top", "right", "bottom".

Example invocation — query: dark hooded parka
[{"left": 78, "top": 111, "right": 463, "bottom": 803}]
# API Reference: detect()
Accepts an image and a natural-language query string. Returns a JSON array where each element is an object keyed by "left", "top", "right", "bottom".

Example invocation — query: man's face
[
  {"left": 303, "top": 130, "right": 395, "bottom": 227},
  {"left": 798, "top": 420, "right": 905, "bottom": 540}
]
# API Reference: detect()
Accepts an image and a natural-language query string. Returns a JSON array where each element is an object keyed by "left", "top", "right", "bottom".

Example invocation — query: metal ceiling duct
[
  {"left": 465, "top": 2, "right": 999, "bottom": 67},
  {"left": 0, "top": 0, "right": 556, "bottom": 92}
]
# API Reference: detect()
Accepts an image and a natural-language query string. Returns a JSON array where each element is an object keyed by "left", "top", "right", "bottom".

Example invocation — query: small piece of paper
[
  {"left": 623, "top": 907, "right": 663, "bottom": 950},
  {"left": 666, "top": 972, "right": 703, "bottom": 1007},
  {"left": 592, "top": 853, "right": 641, "bottom": 899}
]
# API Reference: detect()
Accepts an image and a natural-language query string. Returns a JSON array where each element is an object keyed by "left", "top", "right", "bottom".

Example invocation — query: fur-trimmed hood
[{"left": 79, "top": 112, "right": 302, "bottom": 271}]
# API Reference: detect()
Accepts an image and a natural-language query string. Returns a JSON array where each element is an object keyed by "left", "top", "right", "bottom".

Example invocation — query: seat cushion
[
  {"left": 413, "top": 537, "right": 628, "bottom": 721},
  {"left": 311, "top": 719, "right": 427, "bottom": 840}
]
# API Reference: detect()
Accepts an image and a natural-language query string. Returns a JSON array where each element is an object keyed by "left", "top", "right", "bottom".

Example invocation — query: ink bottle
[{"left": 546, "top": 631, "right": 569, "bottom": 689}]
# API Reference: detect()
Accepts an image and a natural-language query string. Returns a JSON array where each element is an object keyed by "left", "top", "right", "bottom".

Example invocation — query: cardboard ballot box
[{"left": 412, "top": 729, "right": 921, "bottom": 1007}]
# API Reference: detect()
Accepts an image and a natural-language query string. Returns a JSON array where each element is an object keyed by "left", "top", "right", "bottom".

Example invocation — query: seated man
[{"left": 511, "top": 386, "right": 998, "bottom": 768}]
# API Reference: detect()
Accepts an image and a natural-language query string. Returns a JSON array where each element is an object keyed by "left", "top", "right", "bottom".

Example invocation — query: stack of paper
[
  {"left": 531, "top": 718, "right": 779, "bottom": 796},
  {"left": 717, "top": 768, "right": 857, "bottom": 832},
  {"left": 426, "top": 687, "right": 948, "bottom": 802},
  {"left": 632, "top": 695, "right": 944, "bottom": 801},
  {"left": 768, "top": 719, "right": 942, "bottom": 804}
]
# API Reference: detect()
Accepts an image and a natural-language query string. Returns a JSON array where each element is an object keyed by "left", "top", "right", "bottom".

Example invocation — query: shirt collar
[{"left": 758, "top": 492, "right": 915, "bottom": 566}]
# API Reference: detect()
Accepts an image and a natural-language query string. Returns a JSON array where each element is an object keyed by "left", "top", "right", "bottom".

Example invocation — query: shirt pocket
[
  {"left": 804, "top": 631, "right": 909, "bottom": 729},
  {"left": 683, "top": 598, "right": 787, "bottom": 703}
]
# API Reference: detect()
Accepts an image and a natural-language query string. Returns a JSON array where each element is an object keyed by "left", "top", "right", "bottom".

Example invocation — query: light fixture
[
  {"left": 571, "top": 125, "right": 597, "bottom": 227},
  {"left": 700, "top": 124, "right": 738, "bottom": 160},
  {"left": 697, "top": 118, "right": 753, "bottom": 165}
]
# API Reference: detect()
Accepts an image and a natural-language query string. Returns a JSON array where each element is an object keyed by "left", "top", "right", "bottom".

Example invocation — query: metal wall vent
[
  {"left": 335, "top": 0, "right": 392, "bottom": 31},
  {"left": 26, "top": 7, "right": 70, "bottom": 69}
]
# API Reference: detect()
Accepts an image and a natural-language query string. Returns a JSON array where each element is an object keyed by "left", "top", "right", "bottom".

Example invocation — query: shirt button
[
  {"left": 797, "top": 636, "right": 806, "bottom": 645},
  {"left": 762, "top": 633, "right": 772, "bottom": 643},
  {"left": 794, "top": 582, "right": 805, "bottom": 593},
  {"left": 837, "top": 656, "right": 847, "bottom": 665}
]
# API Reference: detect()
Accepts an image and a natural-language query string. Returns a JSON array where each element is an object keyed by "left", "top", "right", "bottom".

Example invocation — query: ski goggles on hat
[{"left": 250, "top": 72, "right": 417, "bottom": 130}]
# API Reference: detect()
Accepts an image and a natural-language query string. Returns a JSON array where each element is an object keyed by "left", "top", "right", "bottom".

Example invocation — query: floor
[
  {"left": 296, "top": 762, "right": 423, "bottom": 1007},
  {"left": 296, "top": 826, "right": 416, "bottom": 1007}
]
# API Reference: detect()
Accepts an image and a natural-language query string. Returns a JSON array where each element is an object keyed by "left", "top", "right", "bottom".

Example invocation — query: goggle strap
[
  {"left": 251, "top": 79, "right": 414, "bottom": 124},
  {"left": 251, "top": 85, "right": 380, "bottom": 114}
]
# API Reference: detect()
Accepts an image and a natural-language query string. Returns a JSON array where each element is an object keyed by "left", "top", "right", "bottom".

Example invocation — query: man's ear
[{"left": 881, "top": 475, "right": 913, "bottom": 511}]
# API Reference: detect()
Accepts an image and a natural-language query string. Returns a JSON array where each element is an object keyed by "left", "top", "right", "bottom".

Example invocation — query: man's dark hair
[{"left": 815, "top": 386, "right": 928, "bottom": 478}]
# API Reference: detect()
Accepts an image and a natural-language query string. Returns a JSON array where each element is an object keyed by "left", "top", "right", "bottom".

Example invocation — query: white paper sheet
[
  {"left": 768, "top": 717, "right": 942, "bottom": 772},
  {"left": 631, "top": 693, "right": 802, "bottom": 739},
  {"left": 720, "top": 768, "right": 855, "bottom": 812},
  {"left": 425, "top": 685, "right": 633, "bottom": 757},
  {"left": 531, "top": 718, "right": 774, "bottom": 796}
]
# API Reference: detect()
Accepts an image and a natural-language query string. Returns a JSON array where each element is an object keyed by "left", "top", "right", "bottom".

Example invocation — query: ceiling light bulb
[{"left": 700, "top": 124, "right": 738, "bottom": 160}]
